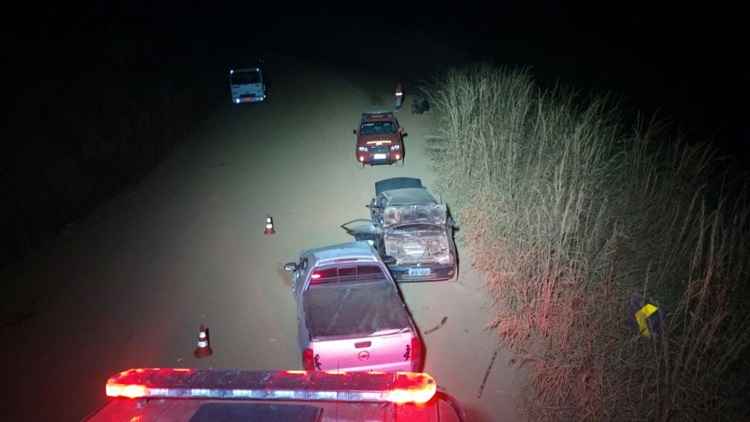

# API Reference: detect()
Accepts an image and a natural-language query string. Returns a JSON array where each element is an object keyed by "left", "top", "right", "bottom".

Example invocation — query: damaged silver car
[{"left": 342, "top": 177, "right": 457, "bottom": 282}]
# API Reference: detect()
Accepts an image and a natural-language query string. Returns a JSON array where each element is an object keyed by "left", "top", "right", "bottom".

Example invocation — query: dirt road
[{"left": 2, "top": 55, "right": 523, "bottom": 421}]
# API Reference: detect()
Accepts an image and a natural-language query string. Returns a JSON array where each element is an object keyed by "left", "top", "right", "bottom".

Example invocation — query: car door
[
  {"left": 341, "top": 219, "right": 379, "bottom": 241},
  {"left": 370, "top": 194, "right": 387, "bottom": 224},
  {"left": 293, "top": 255, "right": 312, "bottom": 350}
]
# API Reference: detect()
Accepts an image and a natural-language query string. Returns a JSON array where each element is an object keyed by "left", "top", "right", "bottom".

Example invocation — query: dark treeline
[{"left": 3, "top": 6, "right": 222, "bottom": 269}]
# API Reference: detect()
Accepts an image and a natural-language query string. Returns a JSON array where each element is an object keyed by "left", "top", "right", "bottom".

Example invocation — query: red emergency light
[{"left": 105, "top": 368, "right": 437, "bottom": 405}]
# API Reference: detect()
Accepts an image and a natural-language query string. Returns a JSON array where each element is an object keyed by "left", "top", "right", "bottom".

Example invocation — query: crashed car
[
  {"left": 353, "top": 112, "right": 405, "bottom": 165},
  {"left": 342, "top": 178, "right": 457, "bottom": 282}
]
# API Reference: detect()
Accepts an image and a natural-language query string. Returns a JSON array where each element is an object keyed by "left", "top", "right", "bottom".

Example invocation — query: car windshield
[
  {"left": 360, "top": 121, "right": 396, "bottom": 135},
  {"left": 231, "top": 70, "right": 261, "bottom": 85}
]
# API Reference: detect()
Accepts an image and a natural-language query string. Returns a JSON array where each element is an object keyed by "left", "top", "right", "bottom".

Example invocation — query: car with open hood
[{"left": 342, "top": 178, "right": 457, "bottom": 282}]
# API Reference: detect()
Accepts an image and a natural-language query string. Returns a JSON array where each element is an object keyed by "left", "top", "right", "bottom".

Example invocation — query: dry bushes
[{"left": 426, "top": 64, "right": 750, "bottom": 421}]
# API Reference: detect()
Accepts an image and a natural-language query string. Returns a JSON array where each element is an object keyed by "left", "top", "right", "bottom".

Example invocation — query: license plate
[
  {"left": 408, "top": 267, "right": 431, "bottom": 276},
  {"left": 374, "top": 153, "right": 387, "bottom": 160}
]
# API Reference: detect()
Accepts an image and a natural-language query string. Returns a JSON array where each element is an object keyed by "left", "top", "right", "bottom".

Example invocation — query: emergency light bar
[{"left": 106, "top": 368, "right": 436, "bottom": 405}]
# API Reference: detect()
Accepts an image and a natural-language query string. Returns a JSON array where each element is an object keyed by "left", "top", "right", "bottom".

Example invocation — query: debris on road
[
  {"left": 477, "top": 348, "right": 500, "bottom": 399},
  {"left": 424, "top": 316, "right": 448, "bottom": 335}
]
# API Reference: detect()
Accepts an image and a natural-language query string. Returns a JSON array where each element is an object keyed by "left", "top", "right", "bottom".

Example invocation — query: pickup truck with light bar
[
  {"left": 353, "top": 112, "right": 405, "bottom": 165},
  {"left": 284, "top": 241, "right": 423, "bottom": 373},
  {"left": 341, "top": 178, "right": 457, "bottom": 282},
  {"left": 87, "top": 368, "right": 466, "bottom": 421}
]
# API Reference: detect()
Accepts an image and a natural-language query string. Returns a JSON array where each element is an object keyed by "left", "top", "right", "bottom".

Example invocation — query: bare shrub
[{"left": 427, "top": 64, "right": 750, "bottom": 421}]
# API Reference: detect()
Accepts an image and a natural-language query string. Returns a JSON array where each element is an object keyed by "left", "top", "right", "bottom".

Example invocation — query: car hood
[{"left": 357, "top": 133, "right": 400, "bottom": 146}]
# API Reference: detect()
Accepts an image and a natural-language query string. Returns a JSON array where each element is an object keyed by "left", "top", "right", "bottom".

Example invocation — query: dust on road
[{"left": 2, "top": 54, "right": 523, "bottom": 422}]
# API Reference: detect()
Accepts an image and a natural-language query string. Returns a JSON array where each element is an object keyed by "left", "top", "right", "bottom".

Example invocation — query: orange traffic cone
[
  {"left": 193, "top": 325, "right": 212, "bottom": 358},
  {"left": 264, "top": 215, "right": 275, "bottom": 235}
]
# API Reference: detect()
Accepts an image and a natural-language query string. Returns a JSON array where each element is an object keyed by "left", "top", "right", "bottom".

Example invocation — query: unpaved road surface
[{"left": 2, "top": 55, "right": 523, "bottom": 421}]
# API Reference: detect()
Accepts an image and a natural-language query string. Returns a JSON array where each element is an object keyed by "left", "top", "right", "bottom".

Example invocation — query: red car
[{"left": 354, "top": 112, "right": 405, "bottom": 165}]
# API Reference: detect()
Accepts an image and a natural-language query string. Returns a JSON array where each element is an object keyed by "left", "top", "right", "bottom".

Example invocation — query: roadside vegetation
[{"left": 425, "top": 64, "right": 750, "bottom": 421}]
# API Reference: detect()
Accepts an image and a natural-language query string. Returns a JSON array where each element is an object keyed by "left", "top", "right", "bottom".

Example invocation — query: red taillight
[
  {"left": 311, "top": 273, "right": 321, "bottom": 280},
  {"left": 410, "top": 337, "right": 423, "bottom": 372},
  {"left": 302, "top": 348, "right": 315, "bottom": 370}
]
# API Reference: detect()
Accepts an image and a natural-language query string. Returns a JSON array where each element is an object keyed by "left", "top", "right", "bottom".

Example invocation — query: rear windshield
[
  {"left": 310, "top": 264, "right": 385, "bottom": 285},
  {"left": 305, "top": 279, "right": 410, "bottom": 337},
  {"left": 231, "top": 70, "right": 261, "bottom": 85},
  {"left": 360, "top": 121, "right": 396, "bottom": 135}
]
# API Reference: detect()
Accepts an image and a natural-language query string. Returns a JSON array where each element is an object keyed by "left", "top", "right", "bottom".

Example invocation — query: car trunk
[{"left": 309, "top": 330, "right": 414, "bottom": 372}]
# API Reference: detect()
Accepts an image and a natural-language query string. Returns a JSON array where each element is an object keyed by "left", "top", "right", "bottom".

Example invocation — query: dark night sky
[{"left": 7, "top": 2, "right": 748, "bottom": 161}]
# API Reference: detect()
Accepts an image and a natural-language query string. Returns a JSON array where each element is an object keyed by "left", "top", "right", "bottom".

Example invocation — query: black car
[{"left": 342, "top": 178, "right": 457, "bottom": 282}]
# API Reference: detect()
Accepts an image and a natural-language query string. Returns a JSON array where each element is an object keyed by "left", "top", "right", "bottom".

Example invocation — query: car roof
[
  {"left": 304, "top": 241, "right": 380, "bottom": 265},
  {"left": 382, "top": 188, "right": 437, "bottom": 206}
]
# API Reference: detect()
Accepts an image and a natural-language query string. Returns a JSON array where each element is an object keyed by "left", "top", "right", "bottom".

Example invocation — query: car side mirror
[
  {"left": 283, "top": 262, "right": 298, "bottom": 272},
  {"left": 382, "top": 255, "right": 397, "bottom": 265},
  {"left": 398, "top": 127, "right": 404, "bottom": 134}
]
